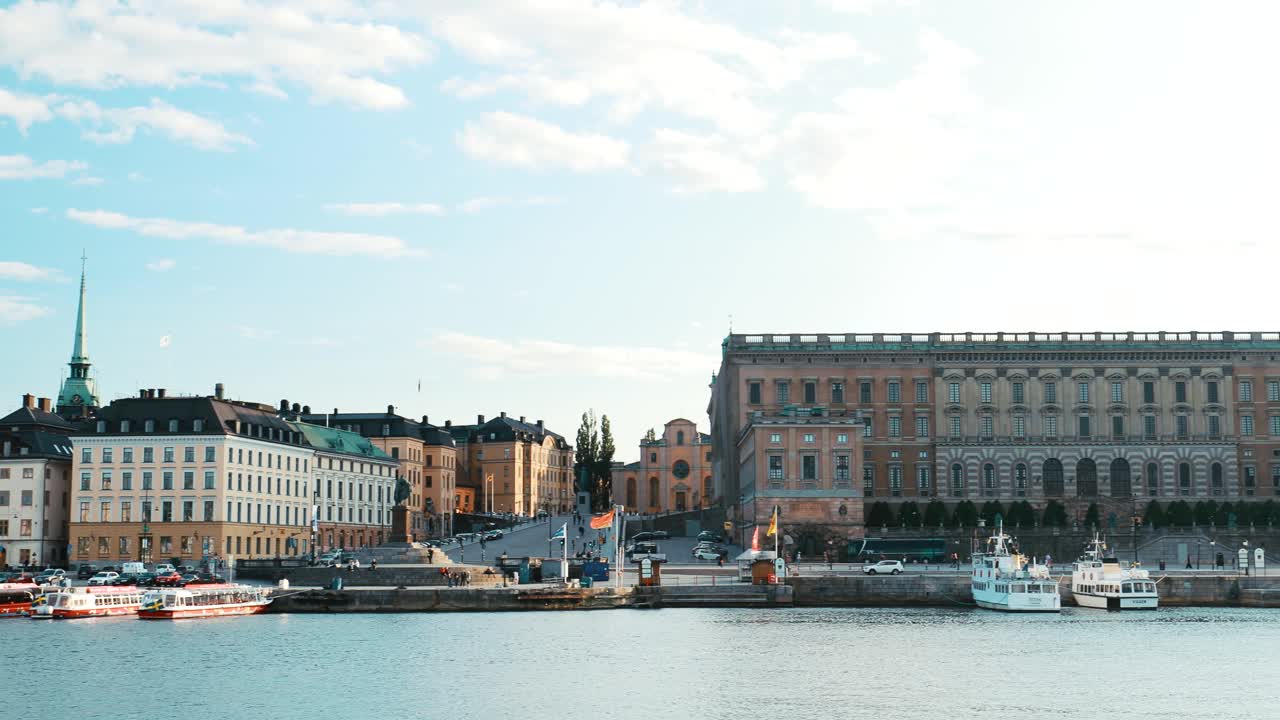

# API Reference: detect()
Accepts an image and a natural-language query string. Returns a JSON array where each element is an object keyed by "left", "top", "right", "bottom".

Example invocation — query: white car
[
  {"left": 692, "top": 548, "right": 721, "bottom": 561},
  {"left": 863, "top": 560, "right": 904, "bottom": 575},
  {"left": 87, "top": 571, "right": 119, "bottom": 586}
]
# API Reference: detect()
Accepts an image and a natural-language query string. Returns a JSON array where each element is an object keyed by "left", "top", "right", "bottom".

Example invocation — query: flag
[
  {"left": 159, "top": 335, "right": 171, "bottom": 349},
  {"left": 751, "top": 526, "right": 759, "bottom": 552},
  {"left": 551, "top": 523, "right": 566, "bottom": 540},
  {"left": 590, "top": 509, "right": 614, "bottom": 530},
  {"left": 417, "top": 379, "right": 421, "bottom": 392},
  {"left": 766, "top": 506, "right": 778, "bottom": 537}
]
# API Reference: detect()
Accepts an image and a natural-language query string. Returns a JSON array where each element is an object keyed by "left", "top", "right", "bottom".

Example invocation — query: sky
[{"left": 3, "top": 0, "right": 1280, "bottom": 460}]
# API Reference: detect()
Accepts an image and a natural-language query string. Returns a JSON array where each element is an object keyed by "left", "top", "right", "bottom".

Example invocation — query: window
[
  {"left": 21, "top": 489, "right": 34, "bottom": 506},
  {"left": 803, "top": 433, "right": 815, "bottom": 444},
  {"left": 916, "top": 465, "right": 930, "bottom": 492},
  {"left": 775, "top": 381, "right": 790, "bottom": 404},
  {"left": 950, "top": 464, "right": 964, "bottom": 495},
  {"left": 768, "top": 455, "right": 783, "bottom": 481},
  {"left": 949, "top": 416, "right": 961, "bottom": 438},
  {"left": 982, "top": 463, "right": 995, "bottom": 493},
  {"left": 168, "top": 419, "right": 179, "bottom": 432},
  {"left": 102, "top": 447, "right": 113, "bottom": 463},
  {"left": 162, "top": 500, "right": 173, "bottom": 522},
  {"left": 888, "top": 382, "right": 901, "bottom": 403},
  {"left": 1043, "top": 459, "right": 1064, "bottom": 496},
  {"left": 143, "top": 447, "right": 154, "bottom": 463},
  {"left": 980, "top": 382, "right": 992, "bottom": 404},
  {"left": 860, "top": 382, "right": 873, "bottom": 404},
  {"left": 1207, "top": 381, "right": 1219, "bottom": 404},
  {"left": 121, "top": 471, "right": 132, "bottom": 490},
  {"left": 1143, "top": 415, "right": 1157, "bottom": 440},
  {"left": 1273, "top": 464, "right": 1280, "bottom": 492},
  {"left": 1142, "top": 381, "right": 1155, "bottom": 404},
  {"left": 119, "top": 447, "right": 132, "bottom": 463},
  {"left": 204, "top": 470, "right": 215, "bottom": 489},
  {"left": 1146, "top": 463, "right": 1159, "bottom": 495},
  {"left": 980, "top": 416, "right": 993, "bottom": 439},
  {"left": 836, "top": 433, "right": 848, "bottom": 444},
  {"left": 915, "top": 381, "right": 928, "bottom": 404},
  {"left": 1111, "top": 416, "right": 1124, "bottom": 439},
  {"left": 1271, "top": 415, "right": 1280, "bottom": 436},
  {"left": 835, "top": 455, "right": 850, "bottom": 482},
  {"left": 79, "top": 472, "right": 90, "bottom": 491},
  {"left": 801, "top": 455, "right": 817, "bottom": 482},
  {"left": 144, "top": 419, "right": 155, "bottom": 432},
  {"left": 182, "top": 500, "right": 194, "bottom": 522},
  {"left": 100, "top": 470, "right": 112, "bottom": 490},
  {"left": 1176, "top": 415, "right": 1189, "bottom": 439},
  {"left": 1014, "top": 464, "right": 1027, "bottom": 497},
  {"left": 947, "top": 382, "right": 960, "bottom": 404},
  {"left": 183, "top": 470, "right": 194, "bottom": 490},
  {"left": 1242, "top": 415, "right": 1255, "bottom": 436},
  {"left": 1012, "top": 382, "right": 1024, "bottom": 405},
  {"left": 1270, "top": 380, "right": 1280, "bottom": 402},
  {"left": 1110, "top": 381, "right": 1123, "bottom": 403},
  {"left": 162, "top": 470, "right": 174, "bottom": 490},
  {"left": 1013, "top": 416, "right": 1025, "bottom": 439},
  {"left": 803, "top": 381, "right": 816, "bottom": 404},
  {"left": 769, "top": 433, "right": 782, "bottom": 444},
  {"left": 142, "top": 471, "right": 153, "bottom": 490},
  {"left": 888, "top": 417, "right": 901, "bottom": 438},
  {"left": 748, "top": 382, "right": 761, "bottom": 404},
  {"left": 81, "top": 447, "right": 92, "bottom": 463},
  {"left": 863, "top": 417, "right": 872, "bottom": 438},
  {"left": 1208, "top": 415, "right": 1221, "bottom": 439},
  {"left": 203, "top": 446, "right": 215, "bottom": 463},
  {"left": 184, "top": 446, "right": 195, "bottom": 463},
  {"left": 1111, "top": 459, "right": 1131, "bottom": 497},
  {"left": 1240, "top": 380, "right": 1254, "bottom": 402},
  {"left": 831, "top": 382, "right": 845, "bottom": 404},
  {"left": 1211, "top": 463, "right": 1224, "bottom": 496},
  {"left": 1078, "top": 416, "right": 1091, "bottom": 438},
  {"left": 193, "top": 418, "right": 204, "bottom": 432},
  {"left": 916, "top": 417, "right": 929, "bottom": 438},
  {"left": 1077, "top": 459, "right": 1097, "bottom": 497},
  {"left": 1044, "top": 381, "right": 1057, "bottom": 404},
  {"left": 1178, "top": 463, "right": 1191, "bottom": 496},
  {"left": 1078, "top": 382, "right": 1090, "bottom": 403},
  {"left": 889, "top": 465, "right": 902, "bottom": 496},
  {"left": 1243, "top": 466, "right": 1256, "bottom": 496},
  {"left": 863, "top": 465, "right": 875, "bottom": 496},
  {"left": 163, "top": 447, "right": 174, "bottom": 463},
  {"left": 1174, "top": 381, "right": 1187, "bottom": 403}
]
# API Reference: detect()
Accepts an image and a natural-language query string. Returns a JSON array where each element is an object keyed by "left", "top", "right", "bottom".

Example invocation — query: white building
[{"left": 293, "top": 420, "right": 398, "bottom": 551}]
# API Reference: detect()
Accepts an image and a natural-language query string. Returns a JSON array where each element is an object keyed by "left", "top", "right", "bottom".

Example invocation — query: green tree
[
  {"left": 1143, "top": 500, "right": 1165, "bottom": 529},
  {"left": 980, "top": 501, "right": 1005, "bottom": 527},
  {"left": 898, "top": 501, "right": 922, "bottom": 528},
  {"left": 866, "top": 501, "right": 894, "bottom": 527},
  {"left": 1216, "top": 501, "right": 1236, "bottom": 528},
  {"left": 1007, "top": 500, "right": 1036, "bottom": 528},
  {"left": 923, "top": 500, "right": 949, "bottom": 527},
  {"left": 574, "top": 410, "right": 599, "bottom": 494},
  {"left": 1194, "top": 500, "right": 1217, "bottom": 527},
  {"left": 1166, "top": 500, "right": 1193, "bottom": 527},
  {"left": 643, "top": 427, "right": 657, "bottom": 443},
  {"left": 951, "top": 500, "right": 979, "bottom": 528},
  {"left": 1041, "top": 500, "right": 1068, "bottom": 528},
  {"left": 1083, "top": 503, "right": 1100, "bottom": 529},
  {"left": 1263, "top": 500, "right": 1280, "bottom": 527},
  {"left": 594, "top": 415, "right": 616, "bottom": 510}
]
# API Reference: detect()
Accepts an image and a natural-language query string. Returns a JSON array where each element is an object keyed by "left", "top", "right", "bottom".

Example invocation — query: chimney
[
  {"left": 421, "top": 415, "right": 429, "bottom": 425},
  {"left": 302, "top": 405, "right": 311, "bottom": 414},
  {"left": 477, "top": 414, "right": 485, "bottom": 424},
  {"left": 22, "top": 393, "right": 35, "bottom": 409},
  {"left": 519, "top": 415, "right": 526, "bottom": 423},
  {"left": 445, "top": 420, "right": 452, "bottom": 428},
  {"left": 215, "top": 382, "right": 225, "bottom": 400},
  {"left": 139, "top": 389, "right": 147, "bottom": 399},
  {"left": 387, "top": 404, "right": 395, "bottom": 415},
  {"left": 157, "top": 388, "right": 166, "bottom": 399},
  {"left": 147, "top": 388, "right": 155, "bottom": 399},
  {"left": 333, "top": 408, "right": 339, "bottom": 416},
  {"left": 280, "top": 399, "right": 289, "bottom": 413},
  {"left": 500, "top": 411, "right": 507, "bottom": 419},
  {"left": 537, "top": 420, "right": 544, "bottom": 431},
  {"left": 291, "top": 402, "right": 300, "bottom": 414},
  {"left": 38, "top": 398, "right": 51, "bottom": 413}
]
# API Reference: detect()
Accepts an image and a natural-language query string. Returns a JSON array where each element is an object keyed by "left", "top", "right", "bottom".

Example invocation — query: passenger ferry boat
[
  {"left": 0, "top": 582, "right": 40, "bottom": 617},
  {"left": 971, "top": 522, "right": 1061, "bottom": 613},
  {"left": 33, "top": 585, "right": 146, "bottom": 619},
  {"left": 1070, "top": 534, "right": 1159, "bottom": 610},
  {"left": 139, "top": 584, "right": 272, "bottom": 620}
]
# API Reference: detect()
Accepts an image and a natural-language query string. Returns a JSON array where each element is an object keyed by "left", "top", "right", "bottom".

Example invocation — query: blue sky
[{"left": 3, "top": 1, "right": 1280, "bottom": 457}]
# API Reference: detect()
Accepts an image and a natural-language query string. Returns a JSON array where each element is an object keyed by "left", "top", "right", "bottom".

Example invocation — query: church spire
[{"left": 57, "top": 251, "right": 100, "bottom": 418}]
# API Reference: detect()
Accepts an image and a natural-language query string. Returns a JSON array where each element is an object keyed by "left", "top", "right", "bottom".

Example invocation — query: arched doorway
[
  {"left": 1043, "top": 459, "right": 1064, "bottom": 496},
  {"left": 1110, "top": 459, "right": 1131, "bottom": 497},
  {"left": 1077, "top": 459, "right": 1098, "bottom": 497}
]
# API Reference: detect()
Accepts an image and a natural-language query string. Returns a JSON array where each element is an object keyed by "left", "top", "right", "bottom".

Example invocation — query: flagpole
[
  {"left": 615, "top": 504, "right": 625, "bottom": 589},
  {"left": 562, "top": 522, "right": 568, "bottom": 585},
  {"left": 774, "top": 505, "right": 780, "bottom": 560}
]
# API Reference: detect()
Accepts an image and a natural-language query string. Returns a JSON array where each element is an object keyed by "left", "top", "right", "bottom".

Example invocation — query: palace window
[
  {"left": 1240, "top": 380, "right": 1253, "bottom": 402},
  {"left": 801, "top": 455, "right": 818, "bottom": 482},
  {"left": 831, "top": 382, "right": 844, "bottom": 404},
  {"left": 1012, "top": 382, "right": 1024, "bottom": 405},
  {"left": 982, "top": 463, "right": 995, "bottom": 494},
  {"left": 1208, "top": 415, "right": 1221, "bottom": 439},
  {"left": 916, "top": 417, "right": 929, "bottom": 438},
  {"left": 860, "top": 382, "right": 872, "bottom": 404},
  {"left": 1013, "top": 416, "right": 1025, "bottom": 439},
  {"left": 1270, "top": 380, "right": 1280, "bottom": 402},
  {"left": 1271, "top": 415, "right": 1280, "bottom": 436},
  {"left": 917, "top": 465, "right": 930, "bottom": 491},
  {"left": 1144, "top": 415, "right": 1157, "bottom": 439},
  {"left": 888, "top": 382, "right": 901, "bottom": 403},
  {"left": 775, "top": 381, "right": 790, "bottom": 404},
  {"left": 803, "top": 433, "right": 815, "bottom": 444},
  {"left": 1014, "top": 464, "right": 1027, "bottom": 497},
  {"left": 980, "top": 416, "right": 993, "bottom": 439},
  {"left": 980, "top": 382, "right": 992, "bottom": 404},
  {"left": 836, "top": 433, "right": 848, "bottom": 444},
  {"left": 887, "top": 417, "right": 900, "bottom": 438},
  {"left": 889, "top": 465, "right": 902, "bottom": 496},
  {"left": 1207, "top": 381, "right": 1219, "bottom": 404},
  {"left": 1111, "top": 381, "right": 1123, "bottom": 403},
  {"left": 1179, "top": 463, "right": 1192, "bottom": 496},
  {"left": 1078, "top": 382, "right": 1090, "bottom": 403},
  {"left": 1242, "top": 415, "right": 1254, "bottom": 436},
  {"left": 948, "top": 382, "right": 960, "bottom": 404},
  {"left": 1146, "top": 463, "right": 1159, "bottom": 496},
  {"left": 1112, "top": 416, "right": 1124, "bottom": 439},
  {"left": 1176, "top": 415, "right": 1189, "bottom": 439},
  {"left": 950, "top": 463, "right": 964, "bottom": 495},
  {"left": 863, "top": 465, "right": 875, "bottom": 497},
  {"left": 748, "top": 381, "right": 762, "bottom": 404},
  {"left": 768, "top": 455, "right": 783, "bottom": 481},
  {"left": 835, "top": 455, "right": 850, "bottom": 482},
  {"left": 915, "top": 381, "right": 928, "bottom": 403},
  {"left": 863, "top": 418, "right": 873, "bottom": 438},
  {"left": 949, "top": 416, "right": 961, "bottom": 438}
]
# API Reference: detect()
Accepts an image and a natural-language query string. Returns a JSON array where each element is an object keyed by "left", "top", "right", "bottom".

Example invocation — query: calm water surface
[{"left": 4, "top": 607, "right": 1277, "bottom": 719}]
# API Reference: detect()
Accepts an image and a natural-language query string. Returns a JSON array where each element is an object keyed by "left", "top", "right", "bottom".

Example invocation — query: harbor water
[{"left": 4, "top": 607, "right": 1277, "bottom": 719}]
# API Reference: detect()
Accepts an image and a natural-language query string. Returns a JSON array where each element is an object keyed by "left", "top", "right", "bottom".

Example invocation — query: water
[{"left": 4, "top": 607, "right": 1278, "bottom": 719}]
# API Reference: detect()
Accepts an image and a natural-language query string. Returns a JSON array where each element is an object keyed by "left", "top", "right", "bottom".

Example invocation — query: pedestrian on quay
[
  {"left": 370, "top": 559, "right": 378, "bottom": 572},
  {"left": 1186, "top": 556, "right": 1193, "bottom": 570}
]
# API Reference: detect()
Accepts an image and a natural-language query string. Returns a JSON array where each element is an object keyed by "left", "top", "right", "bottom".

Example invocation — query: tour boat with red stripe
[
  {"left": 138, "top": 584, "right": 272, "bottom": 619},
  {"left": 34, "top": 585, "right": 146, "bottom": 619},
  {"left": 0, "top": 582, "right": 40, "bottom": 617}
]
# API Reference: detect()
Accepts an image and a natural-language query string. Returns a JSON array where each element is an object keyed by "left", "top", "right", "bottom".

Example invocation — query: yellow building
[
  {"left": 611, "top": 419, "right": 714, "bottom": 514},
  {"left": 446, "top": 413, "right": 573, "bottom": 516}
]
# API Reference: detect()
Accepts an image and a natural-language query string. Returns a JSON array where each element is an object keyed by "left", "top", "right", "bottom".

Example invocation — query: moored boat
[
  {"left": 1070, "top": 534, "right": 1159, "bottom": 610},
  {"left": 138, "top": 584, "right": 271, "bottom": 620},
  {"left": 34, "top": 585, "right": 146, "bottom": 619},
  {"left": 970, "top": 521, "right": 1061, "bottom": 613},
  {"left": 0, "top": 582, "right": 40, "bottom": 617}
]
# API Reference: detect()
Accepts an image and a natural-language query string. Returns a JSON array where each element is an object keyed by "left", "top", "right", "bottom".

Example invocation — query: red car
[{"left": 152, "top": 571, "right": 184, "bottom": 586}]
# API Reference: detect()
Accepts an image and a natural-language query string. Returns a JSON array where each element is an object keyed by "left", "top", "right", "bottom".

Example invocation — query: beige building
[
  {"left": 611, "top": 419, "right": 714, "bottom": 514},
  {"left": 447, "top": 413, "right": 573, "bottom": 516}
]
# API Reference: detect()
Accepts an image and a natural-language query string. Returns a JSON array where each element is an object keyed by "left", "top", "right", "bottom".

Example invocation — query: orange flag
[{"left": 590, "top": 509, "right": 615, "bottom": 530}]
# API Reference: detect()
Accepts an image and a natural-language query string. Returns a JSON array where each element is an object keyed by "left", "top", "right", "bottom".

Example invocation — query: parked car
[
  {"left": 317, "top": 552, "right": 341, "bottom": 566},
  {"left": 152, "top": 571, "right": 183, "bottom": 587},
  {"left": 629, "top": 532, "right": 656, "bottom": 543},
  {"left": 76, "top": 564, "right": 97, "bottom": 580},
  {"left": 154, "top": 563, "right": 176, "bottom": 574},
  {"left": 87, "top": 571, "right": 119, "bottom": 586},
  {"left": 863, "top": 560, "right": 904, "bottom": 575},
  {"left": 692, "top": 548, "right": 722, "bottom": 561},
  {"left": 697, "top": 531, "right": 726, "bottom": 544},
  {"left": 111, "top": 574, "right": 139, "bottom": 586},
  {"left": 483, "top": 530, "right": 504, "bottom": 540},
  {"left": 34, "top": 569, "right": 66, "bottom": 585},
  {"left": 651, "top": 530, "right": 669, "bottom": 539},
  {"left": 133, "top": 573, "right": 158, "bottom": 587}
]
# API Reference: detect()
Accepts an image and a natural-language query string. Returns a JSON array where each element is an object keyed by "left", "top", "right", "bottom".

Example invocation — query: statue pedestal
[{"left": 389, "top": 505, "right": 414, "bottom": 544}]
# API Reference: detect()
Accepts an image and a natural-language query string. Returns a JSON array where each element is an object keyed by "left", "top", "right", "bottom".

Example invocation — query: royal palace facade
[{"left": 710, "top": 331, "right": 1280, "bottom": 546}]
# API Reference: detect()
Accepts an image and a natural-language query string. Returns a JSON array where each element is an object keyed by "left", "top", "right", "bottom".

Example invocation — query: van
[
  {"left": 120, "top": 562, "right": 146, "bottom": 575},
  {"left": 154, "top": 563, "right": 176, "bottom": 574}
]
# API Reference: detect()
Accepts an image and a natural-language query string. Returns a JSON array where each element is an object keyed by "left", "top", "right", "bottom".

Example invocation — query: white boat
[
  {"left": 1070, "top": 535, "right": 1159, "bottom": 610},
  {"left": 139, "top": 584, "right": 272, "bottom": 620},
  {"left": 971, "top": 522, "right": 1061, "bottom": 613},
  {"left": 32, "top": 585, "right": 145, "bottom": 619}
]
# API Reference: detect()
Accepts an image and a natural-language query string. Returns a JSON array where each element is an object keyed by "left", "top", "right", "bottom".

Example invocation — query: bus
[{"left": 847, "top": 537, "right": 948, "bottom": 563}]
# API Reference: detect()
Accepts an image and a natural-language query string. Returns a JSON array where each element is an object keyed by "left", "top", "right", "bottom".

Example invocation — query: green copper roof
[{"left": 289, "top": 420, "right": 392, "bottom": 460}]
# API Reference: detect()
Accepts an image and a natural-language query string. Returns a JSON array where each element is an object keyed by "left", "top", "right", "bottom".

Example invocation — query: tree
[
  {"left": 866, "top": 501, "right": 894, "bottom": 528},
  {"left": 1007, "top": 500, "right": 1036, "bottom": 528},
  {"left": 951, "top": 500, "right": 979, "bottom": 528},
  {"left": 643, "top": 428, "right": 657, "bottom": 443},
  {"left": 594, "top": 415, "right": 616, "bottom": 510},
  {"left": 1143, "top": 500, "right": 1165, "bottom": 529},
  {"left": 1041, "top": 500, "right": 1068, "bottom": 528},
  {"left": 1194, "top": 500, "right": 1217, "bottom": 527},
  {"left": 1083, "top": 503, "right": 1100, "bottom": 529},
  {"left": 923, "top": 500, "right": 949, "bottom": 527},
  {"left": 1216, "top": 501, "right": 1236, "bottom": 529},
  {"left": 1166, "top": 500, "right": 1193, "bottom": 528},
  {"left": 898, "top": 501, "right": 922, "bottom": 528},
  {"left": 980, "top": 501, "right": 1005, "bottom": 527}
]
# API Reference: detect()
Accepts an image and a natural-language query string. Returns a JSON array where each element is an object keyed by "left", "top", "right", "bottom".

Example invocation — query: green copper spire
[{"left": 57, "top": 251, "right": 99, "bottom": 417}]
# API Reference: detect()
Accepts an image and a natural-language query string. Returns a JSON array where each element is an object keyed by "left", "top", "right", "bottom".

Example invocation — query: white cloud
[
  {"left": 236, "top": 325, "right": 277, "bottom": 341},
  {"left": 324, "top": 202, "right": 445, "bottom": 217},
  {"left": 647, "top": 129, "right": 765, "bottom": 193},
  {"left": 429, "top": 331, "right": 717, "bottom": 381},
  {"left": 0, "top": 261, "right": 58, "bottom": 281},
  {"left": 57, "top": 98, "right": 251, "bottom": 151},
  {"left": 457, "top": 196, "right": 561, "bottom": 214},
  {"left": 0, "top": 2, "right": 428, "bottom": 110},
  {"left": 820, "top": 0, "right": 918, "bottom": 13},
  {"left": 0, "top": 87, "right": 53, "bottom": 132},
  {"left": 30, "top": 207, "right": 47, "bottom": 214},
  {"left": 458, "top": 111, "right": 629, "bottom": 172},
  {"left": 0, "top": 295, "right": 50, "bottom": 325},
  {"left": 65, "top": 208, "right": 426, "bottom": 259},
  {"left": 145, "top": 258, "right": 176, "bottom": 272},
  {"left": 128, "top": 172, "right": 146, "bottom": 182},
  {"left": 72, "top": 176, "right": 104, "bottom": 186},
  {"left": 0, "top": 154, "right": 86, "bottom": 180}
]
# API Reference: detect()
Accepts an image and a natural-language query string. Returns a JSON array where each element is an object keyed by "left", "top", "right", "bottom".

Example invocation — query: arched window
[
  {"left": 950, "top": 464, "right": 965, "bottom": 496},
  {"left": 1179, "top": 463, "right": 1192, "bottom": 496},
  {"left": 1014, "top": 464, "right": 1027, "bottom": 497},
  {"left": 626, "top": 477, "right": 637, "bottom": 507},
  {"left": 703, "top": 476, "right": 713, "bottom": 504},
  {"left": 648, "top": 477, "right": 659, "bottom": 507},
  {"left": 1145, "top": 462, "right": 1159, "bottom": 495},
  {"left": 1110, "top": 458, "right": 1131, "bottom": 497},
  {"left": 1043, "top": 459, "right": 1064, "bottom": 497},
  {"left": 1077, "top": 459, "right": 1098, "bottom": 497},
  {"left": 676, "top": 430, "right": 685, "bottom": 446},
  {"left": 983, "top": 463, "right": 995, "bottom": 495},
  {"left": 1211, "top": 463, "right": 1223, "bottom": 496}
]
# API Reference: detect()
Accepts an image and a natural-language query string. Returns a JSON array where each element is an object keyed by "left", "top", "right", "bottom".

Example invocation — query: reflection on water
[{"left": 4, "top": 607, "right": 1276, "bottom": 720}]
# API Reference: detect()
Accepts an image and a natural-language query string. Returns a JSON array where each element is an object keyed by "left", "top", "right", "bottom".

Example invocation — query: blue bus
[{"left": 847, "top": 537, "right": 948, "bottom": 563}]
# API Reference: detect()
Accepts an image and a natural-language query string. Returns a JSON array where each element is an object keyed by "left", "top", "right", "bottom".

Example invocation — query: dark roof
[
  {"left": 0, "top": 428, "right": 74, "bottom": 461},
  {"left": 452, "top": 414, "right": 569, "bottom": 448},
  {"left": 72, "top": 395, "right": 306, "bottom": 449},
  {"left": 299, "top": 412, "right": 458, "bottom": 449},
  {"left": 0, "top": 405, "right": 77, "bottom": 432},
  {"left": 420, "top": 426, "right": 456, "bottom": 448}
]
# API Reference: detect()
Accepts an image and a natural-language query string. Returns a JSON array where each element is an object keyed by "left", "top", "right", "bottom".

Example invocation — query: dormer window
[
  {"left": 121, "top": 419, "right": 131, "bottom": 432},
  {"left": 193, "top": 419, "right": 204, "bottom": 432},
  {"left": 144, "top": 419, "right": 155, "bottom": 433},
  {"left": 96, "top": 420, "right": 106, "bottom": 433},
  {"left": 168, "top": 419, "right": 179, "bottom": 432}
]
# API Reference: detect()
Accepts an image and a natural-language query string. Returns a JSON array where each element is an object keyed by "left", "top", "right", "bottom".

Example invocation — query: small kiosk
[
  {"left": 637, "top": 557, "right": 663, "bottom": 587},
  {"left": 735, "top": 549, "right": 779, "bottom": 583}
]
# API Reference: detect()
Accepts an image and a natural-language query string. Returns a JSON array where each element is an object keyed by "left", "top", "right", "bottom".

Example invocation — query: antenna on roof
[{"left": 729, "top": 313, "right": 733, "bottom": 333}]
